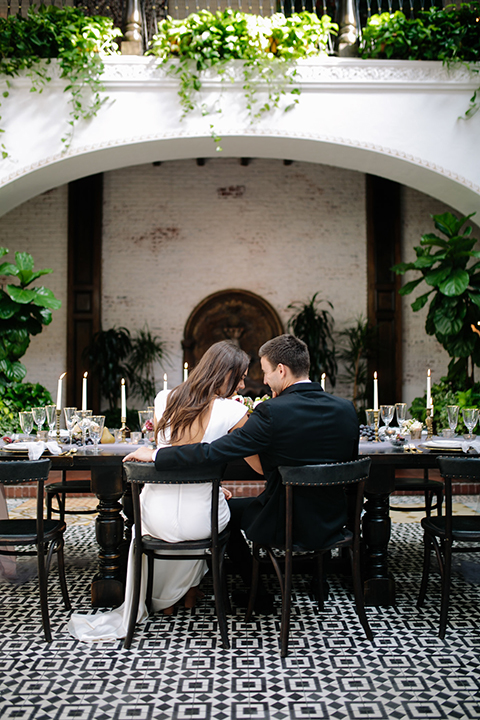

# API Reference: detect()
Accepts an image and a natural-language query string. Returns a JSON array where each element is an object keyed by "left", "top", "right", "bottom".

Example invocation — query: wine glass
[
  {"left": 77, "top": 410, "right": 93, "bottom": 447},
  {"left": 462, "top": 407, "right": 479, "bottom": 440},
  {"left": 19, "top": 410, "right": 34, "bottom": 438},
  {"left": 447, "top": 405, "right": 459, "bottom": 436},
  {"left": 365, "top": 409, "right": 375, "bottom": 429},
  {"left": 395, "top": 403, "right": 407, "bottom": 434},
  {"left": 32, "top": 406, "right": 46, "bottom": 438},
  {"left": 45, "top": 404, "right": 57, "bottom": 438},
  {"left": 380, "top": 405, "right": 395, "bottom": 434},
  {"left": 89, "top": 416, "right": 105, "bottom": 452},
  {"left": 64, "top": 407, "right": 78, "bottom": 445}
]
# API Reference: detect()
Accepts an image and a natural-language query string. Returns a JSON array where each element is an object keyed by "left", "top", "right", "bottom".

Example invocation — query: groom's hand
[{"left": 123, "top": 446, "right": 155, "bottom": 463}]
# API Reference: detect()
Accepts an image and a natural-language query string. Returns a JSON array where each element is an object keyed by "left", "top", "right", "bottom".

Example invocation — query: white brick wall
[
  {"left": 102, "top": 158, "right": 367, "bottom": 397},
  {"left": 0, "top": 159, "right": 476, "bottom": 412},
  {"left": 0, "top": 185, "right": 68, "bottom": 401}
]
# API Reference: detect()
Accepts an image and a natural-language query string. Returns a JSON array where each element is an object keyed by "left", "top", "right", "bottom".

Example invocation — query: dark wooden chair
[
  {"left": 45, "top": 471, "right": 96, "bottom": 520},
  {"left": 390, "top": 469, "right": 443, "bottom": 516},
  {"left": 417, "top": 456, "right": 480, "bottom": 638},
  {"left": 246, "top": 458, "right": 374, "bottom": 657},
  {"left": 123, "top": 462, "right": 230, "bottom": 650},
  {"left": 0, "top": 459, "right": 71, "bottom": 642}
]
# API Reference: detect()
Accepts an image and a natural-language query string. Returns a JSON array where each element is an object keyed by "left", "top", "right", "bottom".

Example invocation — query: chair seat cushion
[
  {"left": 0, "top": 519, "right": 65, "bottom": 543},
  {"left": 421, "top": 515, "right": 480, "bottom": 540},
  {"left": 142, "top": 526, "right": 230, "bottom": 552},
  {"left": 46, "top": 480, "right": 91, "bottom": 493},
  {"left": 394, "top": 478, "right": 443, "bottom": 492}
]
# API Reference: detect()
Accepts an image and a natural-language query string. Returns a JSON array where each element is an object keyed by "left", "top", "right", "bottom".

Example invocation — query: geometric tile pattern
[{"left": 0, "top": 501, "right": 479, "bottom": 720}]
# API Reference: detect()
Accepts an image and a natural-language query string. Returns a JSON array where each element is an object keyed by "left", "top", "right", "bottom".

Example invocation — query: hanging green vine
[
  {"left": 0, "top": 4, "right": 121, "bottom": 158},
  {"left": 359, "top": 3, "right": 480, "bottom": 118},
  {"left": 148, "top": 10, "right": 337, "bottom": 148}
]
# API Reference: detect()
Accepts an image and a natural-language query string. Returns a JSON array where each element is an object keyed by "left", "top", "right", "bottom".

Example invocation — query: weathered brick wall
[
  {"left": 0, "top": 185, "right": 68, "bottom": 401},
  {"left": 102, "top": 158, "right": 367, "bottom": 398}
]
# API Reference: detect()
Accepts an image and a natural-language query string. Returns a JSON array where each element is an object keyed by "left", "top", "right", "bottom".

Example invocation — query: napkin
[{"left": 13, "top": 441, "right": 64, "bottom": 461}]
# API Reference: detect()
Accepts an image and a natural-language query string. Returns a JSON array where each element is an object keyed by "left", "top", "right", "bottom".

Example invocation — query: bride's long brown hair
[{"left": 155, "top": 341, "right": 250, "bottom": 444}]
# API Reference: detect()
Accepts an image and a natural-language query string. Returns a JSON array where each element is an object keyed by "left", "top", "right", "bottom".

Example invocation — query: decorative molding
[
  {"left": 1, "top": 57, "right": 477, "bottom": 91},
  {"left": 1, "top": 126, "right": 479, "bottom": 195}
]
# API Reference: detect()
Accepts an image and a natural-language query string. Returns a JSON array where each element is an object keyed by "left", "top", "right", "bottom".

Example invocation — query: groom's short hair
[{"left": 259, "top": 334, "right": 310, "bottom": 378}]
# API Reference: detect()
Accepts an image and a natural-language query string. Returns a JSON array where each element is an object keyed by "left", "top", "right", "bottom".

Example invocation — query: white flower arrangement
[{"left": 233, "top": 394, "right": 271, "bottom": 413}]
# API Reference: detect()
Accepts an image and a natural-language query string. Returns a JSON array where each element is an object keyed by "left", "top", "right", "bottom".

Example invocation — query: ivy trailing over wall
[
  {"left": 0, "top": 4, "right": 121, "bottom": 158},
  {"left": 359, "top": 3, "right": 480, "bottom": 117},
  {"left": 148, "top": 9, "right": 337, "bottom": 147}
]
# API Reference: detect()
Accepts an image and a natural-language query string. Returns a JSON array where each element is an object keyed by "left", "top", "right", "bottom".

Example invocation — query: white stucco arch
[{"left": 0, "top": 57, "right": 478, "bottom": 217}]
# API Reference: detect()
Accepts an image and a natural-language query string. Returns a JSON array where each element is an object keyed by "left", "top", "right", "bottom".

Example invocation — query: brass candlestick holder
[
  {"left": 120, "top": 417, "right": 127, "bottom": 443},
  {"left": 425, "top": 407, "right": 434, "bottom": 440},
  {"left": 56, "top": 408, "right": 61, "bottom": 445},
  {"left": 374, "top": 409, "right": 379, "bottom": 442}
]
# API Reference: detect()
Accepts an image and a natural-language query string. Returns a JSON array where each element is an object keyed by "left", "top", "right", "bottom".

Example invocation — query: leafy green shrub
[
  {"left": 0, "top": 247, "right": 61, "bottom": 384},
  {"left": 148, "top": 9, "right": 337, "bottom": 144},
  {"left": 360, "top": 4, "right": 480, "bottom": 62},
  {"left": 0, "top": 381, "right": 53, "bottom": 435},
  {"left": 392, "top": 212, "right": 480, "bottom": 386},
  {"left": 409, "top": 378, "right": 480, "bottom": 435},
  {"left": 0, "top": 5, "right": 121, "bottom": 156},
  {"left": 359, "top": 3, "right": 480, "bottom": 117}
]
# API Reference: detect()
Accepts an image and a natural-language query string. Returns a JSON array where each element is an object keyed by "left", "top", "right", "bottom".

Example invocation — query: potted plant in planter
[{"left": 287, "top": 293, "right": 337, "bottom": 386}]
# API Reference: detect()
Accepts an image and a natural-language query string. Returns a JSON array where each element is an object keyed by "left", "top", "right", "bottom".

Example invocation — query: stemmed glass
[
  {"left": 32, "top": 406, "right": 46, "bottom": 439},
  {"left": 89, "top": 416, "right": 105, "bottom": 452},
  {"left": 19, "top": 410, "right": 34, "bottom": 438},
  {"left": 77, "top": 410, "right": 93, "bottom": 447},
  {"left": 45, "top": 404, "right": 57, "bottom": 438},
  {"left": 380, "top": 405, "right": 395, "bottom": 434},
  {"left": 138, "top": 409, "right": 155, "bottom": 442},
  {"left": 462, "top": 407, "right": 479, "bottom": 440},
  {"left": 395, "top": 403, "right": 407, "bottom": 435},
  {"left": 447, "top": 405, "right": 459, "bottom": 436},
  {"left": 64, "top": 407, "right": 78, "bottom": 445}
]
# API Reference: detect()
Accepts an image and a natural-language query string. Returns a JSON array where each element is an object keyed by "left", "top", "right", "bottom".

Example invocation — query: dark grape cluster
[
  {"left": 359, "top": 424, "right": 376, "bottom": 442},
  {"left": 67, "top": 437, "right": 94, "bottom": 446}
]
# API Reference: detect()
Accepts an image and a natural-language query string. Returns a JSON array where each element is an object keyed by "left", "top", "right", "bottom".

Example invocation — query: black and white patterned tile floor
[{"left": 1, "top": 503, "right": 480, "bottom": 720}]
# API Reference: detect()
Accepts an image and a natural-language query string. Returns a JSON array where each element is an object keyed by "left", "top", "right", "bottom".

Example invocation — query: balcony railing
[{"left": 0, "top": 0, "right": 443, "bottom": 48}]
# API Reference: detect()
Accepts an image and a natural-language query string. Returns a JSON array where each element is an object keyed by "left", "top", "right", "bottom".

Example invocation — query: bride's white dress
[{"left": 68, "top": 391, "right": 246, "bottom": 642}]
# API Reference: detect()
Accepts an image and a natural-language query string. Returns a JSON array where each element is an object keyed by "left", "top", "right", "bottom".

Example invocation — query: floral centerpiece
[{"left": 233, "top": 394, "right": 270, "bottom": 413}]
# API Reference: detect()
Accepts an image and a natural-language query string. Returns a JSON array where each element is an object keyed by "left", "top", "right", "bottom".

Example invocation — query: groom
[{"left": 124, "top": 334, "right": 359, "bottom": 581}]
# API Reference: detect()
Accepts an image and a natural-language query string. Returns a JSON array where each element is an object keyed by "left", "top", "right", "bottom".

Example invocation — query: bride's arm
[{"left": 229, "top": 413, "right": 264, "bottom": 476}]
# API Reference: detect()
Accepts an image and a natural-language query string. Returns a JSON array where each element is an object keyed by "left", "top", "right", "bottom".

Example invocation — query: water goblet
[
  {"left": 446, "top": 405, "right": 459, "bottom": 435},
  {"left": 19, "top": 410, "right": 34, "bottom": 438},
  {"left": 45, "top": 404, "right": 57, "bottom": 438},
  {"left": 78, "top": 409, "right": 93, "bottom": 447},
  {"left": 462, "top": 407, "right": 479, "bottom": 440},
  {"left": 138, "top": 409, "right": 155, "bottom": 442},
  {"left": 89, "top": 416, "right": 105, "bottom": 452},
  {"left": 365, "top": 409, "right": 375, "bottom": 428},
  {"left": 395, "top": 403, "right": 407, "bottom": 434},
  {"left": 380, "top": 404, "right": 395, "bottom": 433},
  {"left": 32, "top": 406, "right": 46, "bottom": 439},
  {"left": 64, "top": 407, "right": 78, "bottom": 445}
]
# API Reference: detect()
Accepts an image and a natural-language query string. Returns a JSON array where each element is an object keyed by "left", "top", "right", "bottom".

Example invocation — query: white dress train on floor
[{"left": 68, "top": 391, "right": 246, "bottom": 642}]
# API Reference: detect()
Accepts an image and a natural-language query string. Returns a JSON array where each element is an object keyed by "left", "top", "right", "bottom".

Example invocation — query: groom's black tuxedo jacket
[{"left": 154, "top": 382, "right": 359, "bottom": 549}]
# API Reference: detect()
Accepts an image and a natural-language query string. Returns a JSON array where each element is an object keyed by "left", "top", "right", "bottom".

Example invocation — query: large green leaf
[
  {"left": 6, "top": 285, "right": 36, "bottom": 303},
  {"left": 468, "top": 291, "right": 480, "bottom": 309},
  {"left": 0, "top": 262, "right": 19, "bottom": 277},
  {"left": 433, "top": 212, "right": 473, "bottom": 238},
  {"left": 0, "top": 248, "right": 8, "bottom": 259},
  {"left": 413, "top": 255, "right": 436, "bottom": 269},
  {"left": 438, "top": 269, "right": 469, "bottom": 296},
  {"left": 411, "top": 292, "right": 431, "bottom": 311},
  {"left": 0, "top": 292, "right": 20, "bottom": 319},
  {"left": 433, "top": 306, "right": 464, "bottom": 335},
  {"left": 391, "top": 261, "right": 414, "bottom": 275},
  {"left": 424, "top": 266, "right": 450, "bottom": 287},
  {"left": 14, "top": 252, "right": 34, "bottom": 272},
  {"left": 420, "top": 233, "right": 448, "bottom": 248},
  {"left": 0, "top": 359, "right": 27, "bottom": 382},
  {"left": 399, "top": 277, "right": 423, "bottom": 296},
  {"left": 31, "top": 286, "right": 61, "bottom": 310}
]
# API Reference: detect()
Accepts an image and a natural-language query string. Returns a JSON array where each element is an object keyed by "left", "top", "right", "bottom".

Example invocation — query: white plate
[{"left": 422, "top": 439, "right": 463, "bottom": 449}]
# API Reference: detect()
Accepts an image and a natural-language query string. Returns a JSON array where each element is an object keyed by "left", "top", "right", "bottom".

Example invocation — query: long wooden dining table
[{"left": 24, "top": 443, "right": 462, "bottom": 608}]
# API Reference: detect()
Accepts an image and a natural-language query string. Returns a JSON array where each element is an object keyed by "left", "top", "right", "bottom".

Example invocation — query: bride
[{"left": 68, "top": 341, "right": 258, "bottom": 642}]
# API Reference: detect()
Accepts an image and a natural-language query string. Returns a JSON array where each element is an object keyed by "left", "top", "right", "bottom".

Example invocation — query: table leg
[
  {"left": 363, "top": 465, "right": 396, "bottom": 607},
  {"left": 90, "top": 464, "right": 126, "bottom": 607}
]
